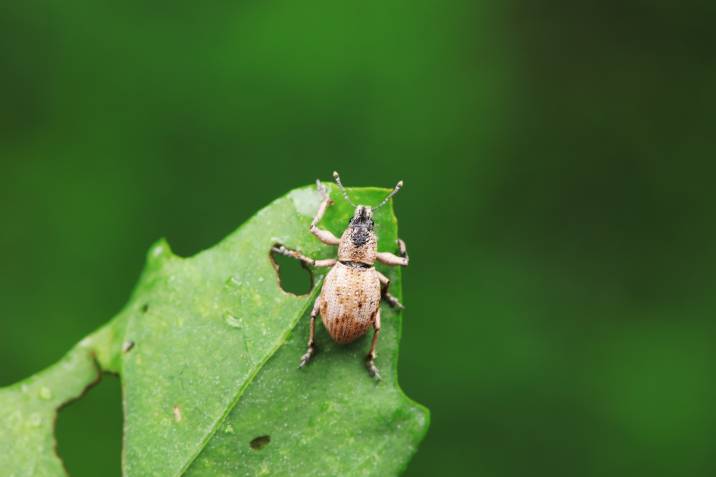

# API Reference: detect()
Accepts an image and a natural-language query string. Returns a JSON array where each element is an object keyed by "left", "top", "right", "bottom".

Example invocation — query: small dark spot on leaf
[
  {"left": 250, "top": 435, "right": 271, "bottom": 450},
  {"left": 141, "top": 303, "right": 149, "bottom": 313},
  {"left": 122, "top": 340, "right": 135, "bottom": 353}
]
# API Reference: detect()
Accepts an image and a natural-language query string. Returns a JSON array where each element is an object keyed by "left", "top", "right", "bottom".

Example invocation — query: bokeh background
[{"left": 1, "top": 1, "right": 714, "bottom": 476}]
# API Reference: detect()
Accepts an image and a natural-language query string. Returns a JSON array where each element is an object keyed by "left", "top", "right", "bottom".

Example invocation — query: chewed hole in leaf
[
  {"left": 270, "top": 245, "right": 314, "bottom": 295},
  {"left": 250, "top": 435, "right": 271, "bottom": 450},
  {"left": 55, "top": 373, "right": 122, "bottom": 476}
]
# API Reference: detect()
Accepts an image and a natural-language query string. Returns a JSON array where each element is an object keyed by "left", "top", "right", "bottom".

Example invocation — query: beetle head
[
  {"left": 349, "top": 205, "right": 374, "bottom": 230},
  {"left": 348, "top": 205, "right": 373, "bottom": 229},
  {"left": 347, "top": 205, "right": 374, "bottom": 247}
]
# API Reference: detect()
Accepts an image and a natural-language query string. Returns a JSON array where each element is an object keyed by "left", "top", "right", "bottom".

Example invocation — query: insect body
[{"left": 273, "top": 172, "right": 408, "bottom": 379}]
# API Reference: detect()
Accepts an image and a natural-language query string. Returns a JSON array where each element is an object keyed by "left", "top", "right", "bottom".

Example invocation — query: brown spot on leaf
[{"left": 250, "top": 435, "right": 271, "bottom": 450}]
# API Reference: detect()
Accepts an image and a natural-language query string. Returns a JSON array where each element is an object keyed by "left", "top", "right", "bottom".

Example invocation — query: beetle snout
[{"left": 353, "top": 205, "right": 373, "bottom": 221}]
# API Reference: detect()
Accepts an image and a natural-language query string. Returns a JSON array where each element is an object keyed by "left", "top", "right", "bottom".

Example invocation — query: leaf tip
[{"left": 147, "top": 238, "right": 174, "bottom": 263}]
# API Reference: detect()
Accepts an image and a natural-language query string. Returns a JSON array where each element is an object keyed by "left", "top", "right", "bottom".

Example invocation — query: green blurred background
[{"left": 1, "top": 1, "right": 714, "bottom": 476}]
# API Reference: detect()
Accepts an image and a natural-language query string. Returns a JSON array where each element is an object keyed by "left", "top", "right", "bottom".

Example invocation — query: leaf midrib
[{"left": 172, "top": 283, "right": 322, "bottom": 477}]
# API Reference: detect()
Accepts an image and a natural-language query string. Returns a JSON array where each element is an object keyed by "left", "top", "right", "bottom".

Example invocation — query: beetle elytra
[{"left": 272, "top": 172, "right": 408, "bottom": 379}]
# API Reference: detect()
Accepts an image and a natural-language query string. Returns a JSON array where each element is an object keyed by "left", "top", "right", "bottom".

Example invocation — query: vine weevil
[{"left": 273, "top": 172, "right": 408, "bottom": 379}]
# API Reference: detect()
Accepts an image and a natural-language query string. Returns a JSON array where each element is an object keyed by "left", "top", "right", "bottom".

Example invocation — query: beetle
[{"left": 272, "top": 172, "right": 408, "bottom": 379}]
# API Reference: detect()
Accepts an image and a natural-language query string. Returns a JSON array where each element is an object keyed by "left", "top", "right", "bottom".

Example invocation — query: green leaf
[
  {"left": 0, "top": 317, "right": 127, "bottom": 477},
  {"left": 0, "top": 184, "right": 429, "bottom": 476}
]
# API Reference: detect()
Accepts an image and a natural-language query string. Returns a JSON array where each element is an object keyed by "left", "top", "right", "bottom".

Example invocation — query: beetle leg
[
  {"left": 299, "top": 296, "right": 321, "bottom": 368},
  {"left": 376, "top": 271, "right": 404, "bottom": 309},
  {"left": 309, "top": 180, "right": 341, "bottom": 246},
  {"left": 397, "top": 239, "right": 409, "bottom": 260},
  {"left": 376, "top": 251, "right": 408, "bottom": 267},
  {"left": 272, "top": 245, "right": 336, "bottom": 268},
  {"left": 375, "top": 239, "right": 409, "bottom": 266},
  {"left": 366, "top": 308, "right": 381, "bottom": 380},
  {"left": 313, "top": 258, "right": 337, "bottom": 267}
]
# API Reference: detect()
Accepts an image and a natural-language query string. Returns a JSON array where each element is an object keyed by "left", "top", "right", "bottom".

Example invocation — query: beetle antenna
[
  {"left": 332, "top": 171, "right": 356, "bottom": 207},
  {"left": 373, "top": 180, "right": 404, "bottom": 209}
]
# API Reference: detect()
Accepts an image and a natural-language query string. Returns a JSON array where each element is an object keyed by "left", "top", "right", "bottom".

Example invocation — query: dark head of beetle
[
  {"left": 332, "top": 171, "right": 403, "bottom": 249},
  {"left": 332, "top": 171, "right": 403, "bottom": 264},
  {"left": 348, "top": 205, "right": 374, "bottom": 247}
]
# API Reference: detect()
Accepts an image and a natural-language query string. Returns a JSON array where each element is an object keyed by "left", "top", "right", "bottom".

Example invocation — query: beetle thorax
[{"left": 338, "top": 228, "right": 377, "bottom": 264}]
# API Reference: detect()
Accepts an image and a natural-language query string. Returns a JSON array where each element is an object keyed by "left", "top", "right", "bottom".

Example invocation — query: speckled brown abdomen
[{"left": 319, "top": 262, "right": 381, "bottom": 343}]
